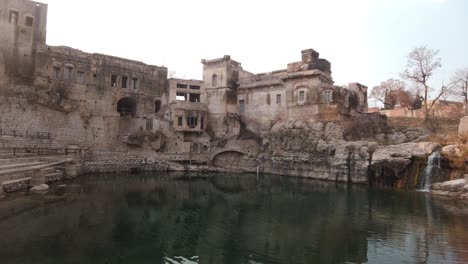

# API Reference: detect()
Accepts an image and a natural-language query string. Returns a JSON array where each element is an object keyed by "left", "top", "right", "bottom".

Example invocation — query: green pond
[{"left": 0, "top": 173, "right": 467, "bottom": 264}]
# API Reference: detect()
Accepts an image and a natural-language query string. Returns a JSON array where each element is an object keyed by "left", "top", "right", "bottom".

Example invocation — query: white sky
[{"left": 40, "top": 0, "right": 467, "bottom": 103}]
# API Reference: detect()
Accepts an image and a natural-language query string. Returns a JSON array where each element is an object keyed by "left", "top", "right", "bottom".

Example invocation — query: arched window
[
  {"left": 212, "top": 74, "right": 218, "bottom": 87},
  {"left": 117, "top": 97, "right": 136, "bottom": 117},
  {"left": 155, "top": 100, "right": 161, "bottom": 113},
  {"left": 322, "top": 90, "right": 333, "bottom": 104}
]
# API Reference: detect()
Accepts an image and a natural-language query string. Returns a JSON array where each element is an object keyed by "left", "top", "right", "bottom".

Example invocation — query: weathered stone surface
[
  {"left": 432, "top": 179, "right": 466, "bottom": 192},
  {"left": 30, "top": 184, "right": 49, "bottom": 193},
  {"left": 387, "top": 133, "right": 407, "bottom": 145},
  {"left": 2, "top": 178, "right": 30, "bottom": 193},
  {"left": 431, "top": 179, "right": 468, "bottom": 199},
  {"left": 441, "top": 145, "right": 462, "bottom": 157},
  {"left": 459, "top": 116, "right": 468, "bottom": 134},
  {"left": 370, "top": 142, "right": 441, "bottom": 187}
]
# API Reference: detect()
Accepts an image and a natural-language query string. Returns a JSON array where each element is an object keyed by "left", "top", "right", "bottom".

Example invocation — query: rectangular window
[
  {"left": 189, "top": 93, "right": 200, "bottom": 103},
  {"left": 77, "top": 71, "right": 85, "bottom": 83},
  {"left": 176, "top": 83, "right": 187, "bottom": 88},
  {"left": 299, "top": 91, "right": 305, "bottom": 102},
  {"left": 9, "top": 10, "right": 18, "bottom": 24},
  {"left": 322, "top": 90, "right": 333, "bottom": 104},
  {"left": 25, "top": 16, "right": 34, "bottom": 26},
  {"left": 276, "top": 94, "right": 281, "bottom": 104},
  {"left": 132, "top": 78, "right": 139, "bottom": 89},
  {"left": 146, "top": 118, "right": 153, "bottom": 130},
  {"left": 176, "top": 92, "right": 187, "bottom": 101},
  {"left": 53, "top": 67, "right": 61, "bottom": 79},
  {"left": 239, "top": 100, "right": 245, "bottom": 114},
  {"left": 201, "top": 117, "right": 204, "bottom": 130},
  {"left": 121, "top": 76, "right": 128, "bottom": 88},
  {"left": 187, "top": 117, "right": 198, "bottom": 128},
  {"left": 189, "top": 85, "right": 200, "bottom": 90},
  {"left": 177, "top": 116, "right": 183, "bottom": 126},
  {"left": 64, "top": 67, "right": 73, "bottom": 80},
  {"left": 111, "top": 75, "right": 118, "bottom": 87},
  {"left": 266, "top": 94, "right": 270, "bottom": 105}
]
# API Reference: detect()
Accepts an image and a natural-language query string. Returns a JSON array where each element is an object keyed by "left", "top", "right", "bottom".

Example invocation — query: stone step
[
  {"left": 0, "top": 157, "right": 42, "bottom": 166},
  {"left": 2, "top": 177, "right": 31, "bottom": 193},
  {"left": 0, "top": 162, "right": 46, "bottom": 171},
  {"left": 45, "top": 172, "right": 63, "bottom": 183}
]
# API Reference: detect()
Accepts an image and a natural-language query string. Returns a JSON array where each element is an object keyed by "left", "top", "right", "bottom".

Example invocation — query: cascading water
[{"left": 418, "top": 151, "right": 441, "bottom": 192}]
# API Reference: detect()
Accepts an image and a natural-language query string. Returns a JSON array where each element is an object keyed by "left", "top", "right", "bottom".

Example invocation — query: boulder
[
  {"left": 387, "top": 133, "right": 407, "bottom": 144},
  {"left": 459, "top": 116, "right": 468, "bottom": 135},
  {"left": 432, "top": 179, "right": 466, "bottom": 192},
  {"left": 441, "top": 145, "right": 462, "bottom": 157},
  {"left": 30, "top": 184, "right": 49, "bottom": 194}
]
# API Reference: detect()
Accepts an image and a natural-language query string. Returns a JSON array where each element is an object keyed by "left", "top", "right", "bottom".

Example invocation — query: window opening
[
  {"left": 276, "top": 94, "right": 282, "bottom": 104},
  {"left": 322, "top": 90, "right": 333, "bottom": 104},
  {"left": 155, "top": 100, "right": 162, "bottom": 113},
  {"left": 77, "top": 71, "right": 85, "bottom": 83},
  {"left": 176, "top": 92, "right": 187, "bottom": 101},
  {"left": 111, "top": 75, "right": 118, "bottom": 87},
  {"left": 9, "top": 10, "right": 18, "bottom": 24},
  {"left": 176, "top": 83, "right": 187, "bottom": 88},
  {"left": 298, "top": 91, "right": 305, "bottom": 102},
  {"left": 189, "top": 85, "right": 200, "bottom": 90},
  {"left": 189, "top": 93, "right": 200, "bottom": 103},
  {"left": 121, "top": 76, "right": 128, "bottom": 88},
  {"left": 53, "top": 67, "right": 61, "bottom": 79},
  {"left": 25, "top": 16, "right": 33, "bottom": 26},
  {"left": 239, "top": 100, "right": 245, "bottom": 114},
  {"left": 64, "top": 67, "right": 73, "bottom": 80},
  {"left": 177, "top": 116, "right": 183, "bottom": 126},
  {"left": 212, "top": 74, "right": 218, "bottom": 87},
  {"left": 132, "top": 78, "right": 139, "bottom": 89},
  {"left": 146, "top": 119, "right": 153, "bottom": 130},
  {"left": 187, "top": 117, "right": 198, "bottom": 128}
]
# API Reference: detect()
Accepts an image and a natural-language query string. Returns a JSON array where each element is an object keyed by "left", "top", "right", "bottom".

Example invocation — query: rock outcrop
[
  {"left": 431, "top": 178, "right": 468, "bottom": 199},
  {"left": 255, "top": 120, "right": 442, "bottom": 187}
]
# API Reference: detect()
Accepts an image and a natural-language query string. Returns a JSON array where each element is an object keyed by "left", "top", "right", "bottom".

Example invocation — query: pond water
[{"left": 0, "top": 173, "right": 467, "bottom": 264}]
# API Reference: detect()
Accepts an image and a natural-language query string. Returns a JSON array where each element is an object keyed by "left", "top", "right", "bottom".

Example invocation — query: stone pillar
[
  {"left": 65, "top": 163, "right": 77, "bottom": 179},
  {"left": 29, "top": 169, "right": 46, "bottom": 186}
]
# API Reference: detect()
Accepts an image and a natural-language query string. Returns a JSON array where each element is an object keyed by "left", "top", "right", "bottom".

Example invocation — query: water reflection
[{"left": 0, "top": 173, "right": 467, "bottom": 264}]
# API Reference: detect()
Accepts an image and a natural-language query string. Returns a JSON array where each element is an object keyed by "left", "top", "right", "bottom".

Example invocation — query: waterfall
[{"left": 418, "top": 151, "right": 441, "bottom": 192}]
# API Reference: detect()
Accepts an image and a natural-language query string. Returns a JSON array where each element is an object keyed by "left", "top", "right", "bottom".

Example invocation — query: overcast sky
[{"left": 40, "top": 0, "right": 467, "bottom": 103}]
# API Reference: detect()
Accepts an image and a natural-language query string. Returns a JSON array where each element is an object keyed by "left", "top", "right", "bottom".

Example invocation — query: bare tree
[
  {"left": 449, "top": 68, "right": 468, "bottom": 115},
  {"left": 397, "top": 89, "right": 422, "bottom": 110},
  {"left": 370, "top": 78, "right": 407, "bottom": 109},
  {"left": 401, "top": 45, "right": 456, "bottom": 121}
]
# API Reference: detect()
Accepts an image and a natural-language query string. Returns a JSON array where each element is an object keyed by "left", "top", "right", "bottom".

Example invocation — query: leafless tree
[
  {"left": 370, "top": 78, "right": 407, "bottom": 109},
  {"left": 449, "top": 68, "right": 468, "bottom": 115},
  {"left": 401, "top": 45, "right": 457, "bottom": 121}
]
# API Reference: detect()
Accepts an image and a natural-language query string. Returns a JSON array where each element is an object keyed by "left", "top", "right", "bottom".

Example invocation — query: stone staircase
[{"left": 0, "top": 156, "right": 74, "bottom": 194}]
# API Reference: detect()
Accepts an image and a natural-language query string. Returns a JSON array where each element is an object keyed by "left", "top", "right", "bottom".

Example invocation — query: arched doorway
[
  {"left": 117, "top": 97, "right": 136, "bottom": 117},
  {"left": 155, "top": 100, "right": 162, "bottom": 113}
]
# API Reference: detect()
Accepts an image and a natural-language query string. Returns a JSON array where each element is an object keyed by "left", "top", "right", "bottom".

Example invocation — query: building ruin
[{"left": 0, "top": 0, "right": 372, "bottom": 167}]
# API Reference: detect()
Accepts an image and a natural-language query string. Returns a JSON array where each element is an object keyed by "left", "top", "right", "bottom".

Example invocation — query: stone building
[{"left": 0, "top": 0, "right": 370, "bottom": 165}]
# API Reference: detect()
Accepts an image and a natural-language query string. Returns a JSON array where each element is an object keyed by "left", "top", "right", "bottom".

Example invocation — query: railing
[
  {"left": 0, "top": 129, "right": 52, "bottom": 139},
  {"left": 0, "top": 147, "right": 82, "bottom": 158}
]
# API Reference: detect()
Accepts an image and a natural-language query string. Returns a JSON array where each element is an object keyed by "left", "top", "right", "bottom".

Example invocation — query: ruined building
[{"left": 0, "top": 0, "right": 371, "bottom": 168}]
